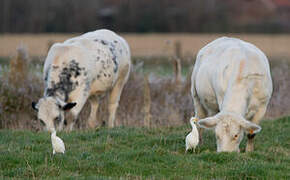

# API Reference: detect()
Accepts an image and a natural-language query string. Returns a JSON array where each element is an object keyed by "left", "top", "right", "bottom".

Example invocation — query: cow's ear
[
  {"left": 240, "top": 120, "right": 261, "bottom": 134},
  {"left": 62, "top": 102, "right": 77, "bottom": 111},
  {"left": 197, "top": 116, "right": 219, "bottom": 129},
  {"left": 32, "top": 102, "right": 38, "bottom": 112}
]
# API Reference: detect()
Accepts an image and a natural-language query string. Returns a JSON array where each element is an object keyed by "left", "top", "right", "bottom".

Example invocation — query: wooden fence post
[
  {"left": 173, "top": 41, "right": 182, "bottom": 85},
  {"left": 143, "top": 74, "right": 151, "bottom": 128}
]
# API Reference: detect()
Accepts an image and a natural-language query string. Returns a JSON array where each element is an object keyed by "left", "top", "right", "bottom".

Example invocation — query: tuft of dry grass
[
  {"left": 0, "top": 71, "right": 42, "bottom": 129},
  {"left": 9, "top": 45, "right": 29, "bottom": 87}
]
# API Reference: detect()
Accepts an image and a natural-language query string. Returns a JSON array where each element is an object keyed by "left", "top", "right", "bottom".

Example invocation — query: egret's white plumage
[
  {"left": 185, "top": 117, "right": 199, "bottom": 152},
  {"left": 51, "top": 131, "right": 65, "bottom": 154}
]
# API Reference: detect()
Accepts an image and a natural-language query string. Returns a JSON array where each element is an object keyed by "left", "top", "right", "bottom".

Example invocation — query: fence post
[
  {"left": 143, "top": 74, "right": 151, "bottom": 128},
  {"left": 173, "top": 41, "right": 182, "bottom": 85}
]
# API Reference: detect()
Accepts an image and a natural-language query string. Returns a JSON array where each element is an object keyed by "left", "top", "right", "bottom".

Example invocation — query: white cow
[
  {"left": 191, "top": 37, "right": 273, "bottom": 152},
  {"left": 32, "top": 29, "right": 131, "bottom": 132}
]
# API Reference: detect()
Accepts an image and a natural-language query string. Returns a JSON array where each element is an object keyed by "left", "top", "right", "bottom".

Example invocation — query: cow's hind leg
[
  {"left": 87, "top": 96, "right": 101, "bottom": 129},
  {"left": 108, "top": 65, "right": 130, "bottom": 128},
  {"left": 246, "top": 105, "right": 267, "bottom": 152}
]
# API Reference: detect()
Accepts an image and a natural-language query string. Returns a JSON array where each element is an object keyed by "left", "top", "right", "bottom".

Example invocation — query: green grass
[{"left": 0, "top": 117, "right": 289, "bottom": 179}]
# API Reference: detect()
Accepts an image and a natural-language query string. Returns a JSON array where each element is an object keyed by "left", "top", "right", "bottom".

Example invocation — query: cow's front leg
[
  {"left": 246, "top": 133, "right": 256, "bottom": 152},
  {"left": 65, "top": 111, "right": 79, "bottom": 132},
  {"left": 65, "top": 96, "right": 88, "bottom": 131},
  {"left": 246, "top": 106, "right": 266, "bottom": 152}
]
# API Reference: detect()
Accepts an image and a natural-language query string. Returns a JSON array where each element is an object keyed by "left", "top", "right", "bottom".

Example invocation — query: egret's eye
[{"left": 234, "top": 134, "right": 238, "bottom": 139}]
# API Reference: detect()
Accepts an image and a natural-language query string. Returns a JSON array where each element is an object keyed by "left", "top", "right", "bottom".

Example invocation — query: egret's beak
[{"left": 193, "top": 117, "right": 199, "bottom": 123}]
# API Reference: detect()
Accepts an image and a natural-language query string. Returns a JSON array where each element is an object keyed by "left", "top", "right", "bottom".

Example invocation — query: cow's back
[
  {"left": 43, "top": 29, "right": 131, "bottom": 100},
  {"left": 193, "top": 37, "right": 272, "bottom": 114},
  {"left": 64, "top": 29, "right": 130, "bottom": 70}
]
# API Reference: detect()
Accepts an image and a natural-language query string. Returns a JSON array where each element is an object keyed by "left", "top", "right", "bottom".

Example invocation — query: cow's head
[
  {"left": 32, "top": 97, "right": 76, "bottom": 132},
  {"left": 197, "top": 112, "right": 261, "bottom": 152}
]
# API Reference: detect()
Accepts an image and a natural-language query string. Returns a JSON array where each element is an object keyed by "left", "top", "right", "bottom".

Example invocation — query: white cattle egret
[
  {"left": 185, "top": 117, "right": 199, "bottom": 152},
  {"left": 51, "top": 131, "right": 65, "bottom": 154}
]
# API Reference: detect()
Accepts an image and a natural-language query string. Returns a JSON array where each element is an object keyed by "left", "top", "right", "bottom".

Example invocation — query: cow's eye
[
  {"left": 54, "top": 117, "right": 60, "bottom": 122},
  {"left": 39, "top": 119, "right": 45, "bottom": 126},
  {"left": 216, "top": 135, "right": 221, "bottom": 140}
]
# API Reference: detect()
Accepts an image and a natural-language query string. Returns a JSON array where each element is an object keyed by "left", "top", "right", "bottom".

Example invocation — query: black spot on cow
[
  {"left": 101, "top": 40, "right": 108, "bottom": 45},
  {"left": 108, "top": 44, "right": 119, "bottom": 73},
  {"left": 94, "top": 39, "right": 99, "bottom": 42},
  {"left": 84, "top": 80, "right": 90, "bottom": 96},
  {"left": 104, "top": 73, "right": 107, "bottom": 77},
  {"left": 44, "top": 59, "right": 84, "bottom": 101},
  {"left": 97, "top": 74, "right": 101, "bottom": 79},
  {"left": 114, "top": 40, "right": 118, "bottom": 43},
  {"left": 69, "top": 59, "right": 82, "bottom": 78},
  {"left": 45, "top": 88, "right": 55, "bottom": 97},
  {"left": 112, "top": 56, "right": 118, "bottom": 73},
  {"left": 108, "top": 74, "right": 111, "bottom": 77}
]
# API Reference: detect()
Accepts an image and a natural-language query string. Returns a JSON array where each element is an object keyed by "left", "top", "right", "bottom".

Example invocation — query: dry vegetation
[
  {"left": 0, "top": 54, "right": 194, "bottom": 130},
  {"left": 0, "top": 46, "right": 290, "bottom": 130},
  {"left": 0, "top": 34, "right": 290, "bottom": 130},
  {"left": 1, "top": 34, "right": 290, "bottom": 58}
]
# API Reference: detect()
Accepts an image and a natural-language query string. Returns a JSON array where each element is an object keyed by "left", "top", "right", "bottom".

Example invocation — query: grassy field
[
  {"left": 0, "top": 116, "right": 289, "bottom": 179},
  {"left": 1, "top": 33, "right": 290, "bottom": 58},
  {"left": 1, "top": 34, "right": 290, "bottom": 179}
]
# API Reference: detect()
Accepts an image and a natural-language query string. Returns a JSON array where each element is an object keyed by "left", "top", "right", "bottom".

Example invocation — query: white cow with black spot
[
  {"left": 192, "top": 37, "right": 273, "bottom": 152},
  {"left": 32, "top": 29, "right": 131, "bottom": 132}
]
